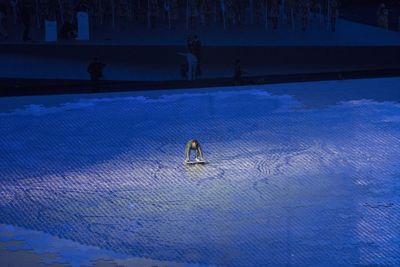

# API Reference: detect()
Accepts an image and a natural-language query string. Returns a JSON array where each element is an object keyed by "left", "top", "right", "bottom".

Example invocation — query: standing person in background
[
  {"left": 87, "top": 57, "right": 106, "bottom": 92},
  {"left": 329, "top": 0, "right": 339, "bottom": 32},
  {"left": 170, "top": 0, "right": 179, "bottom": 30},
  {"left": 149, "top": 0, "right": 159, "bottom": 29},
  {"left": 19, "top": 0, "right": 31, "bottom": 41},
  {"left": 193, "top": 35, "right": 202, "bottom": 76},
  {"left": 178, "top": 50, "right": 198, "bottom": 81},
  {"left": 271, "top": 0, "right": 280, "bottom": 30},
  {"left": 202, "top": 0, "right": 213, "bottom": 27},
  {"left": 234, "top": 59, "right": 244, "bottom": 85},
  {"left": 187, "top": 35, "right": 195, "bottom": 53},
  {"left": 0, "top": 3, "right": 8, "bottom": 39},
  {"left": 286, "top": 0, "right": 296, "bottom": 29},
  {"left": 300, "top": 0, "right": 310, "bottom": 31},
  {"left": 377, "top": 4, "right": 389, "bottom": 29}
]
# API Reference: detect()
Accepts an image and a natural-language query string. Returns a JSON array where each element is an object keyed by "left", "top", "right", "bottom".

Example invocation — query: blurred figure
[
  {"left": 187, "top": 35, "right": 195, "bottom": 53},
  {"left": 271, "top": 0, "right": 279, "bottom": 30},
  {"left": 377, "top": 3, "right": 388, "bottom": 29},
  {"left": 193, "top": 35, "right": 202, "bottom": 76},
  {"left": 0, "top": 3, "right": 8, "bottom": 39},
  {"left": 59, "top": 20, "right": 77, "bottom": 39},
  {"left": 286, "top": 0, "right": 296, "bottom": 29},
  {"left": 329, "top": 0, "right": 339, "bottom": 32},
  {"left": 87, "top": 58, "right": 106, "bottom": 92},
  {"left": 300, "top": 0, "right": 310, "bottom": 32},
  {"left": 19, "top": 0, "right": 31, "bottom": 41},
  {"left": 180, "top": 61, "right": 188, "bottom": 80},
  {"left": 148, "top": 0, "right": 159, "bottom": 29},
  {"left": 234, "top": 59, "right": 243, "bottom": 85},
  {"left": 178, "top": 49, "right": 198, "bottom": 81}
]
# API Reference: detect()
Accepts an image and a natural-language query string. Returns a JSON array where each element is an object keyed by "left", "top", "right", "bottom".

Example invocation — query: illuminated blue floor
[{"left": 1, "top": 78, "right": 400, "bottom": 266}]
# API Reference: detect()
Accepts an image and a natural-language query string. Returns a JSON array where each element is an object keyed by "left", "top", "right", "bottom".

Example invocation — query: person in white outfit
[{"left": 178, "top": 51, "right": 198, "bottom": 81}]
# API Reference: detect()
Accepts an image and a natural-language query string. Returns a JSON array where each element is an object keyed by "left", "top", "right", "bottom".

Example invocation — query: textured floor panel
[{"left": 0, "top": 82, "right": 399, "bottom": 266}]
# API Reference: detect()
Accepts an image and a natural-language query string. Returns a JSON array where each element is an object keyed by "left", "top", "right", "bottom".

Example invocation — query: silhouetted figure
[
  {"left": 271, "top": 0, "right": 279, "bottom": 30},
  {"left": 330, "top": 0, "right": 339, "bottom": 32},
  {"left": 180, "top": 61, "right": 188, "bottom": 80},
  {"left": 377, "top": 3, "right": 389, "bottom": 29},
  {"left": 234, "top": 59, "right": 243, "bottom": 85},
  {"left": 0, "top": 4, "right": 8, "bottom": 39},
  {"left": 59, "top": 21, "right": 77, "bottom": 39},
  {"left": 19, "top": 1, "right": 31, "bottom": 41},
  {"left": 87, "top": 58, "right": 106, "bottom": 92},
  {"left": 187, "top": 35, "right": 195, "bottom": 53},
  {"left": 178, "top": 51, "right": 197, "bottom": 81},
  {"left": 193, "top": 35, "right": 202, "bottom": 76}
]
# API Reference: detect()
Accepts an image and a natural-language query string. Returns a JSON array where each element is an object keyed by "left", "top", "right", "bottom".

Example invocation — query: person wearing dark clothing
[
  {"left": 87, "top": 58, "right": 106, "bottom": 92},
  {"left": 234, "top": 59, "right": 243, "bottom": 85},
  {"left": 180, "top": 61, "right": 188, "bottom": 79},
  {"left": 193, "top": 35, "right": 202, "bottom": 76},
  {"left": 59, "top": 21, "right": 77, "bottom": 39},
  {"left": 187, "top": 35, "right": 195, "bottom": 53},
  {"left": 271, "top": 0, "right": 279, "bottom": 30},
  {"left": 0, "top": 4, "right": 8, "bottom": 39},
  {"left": 330, "top": 0, "right": 339, "bottom": 32},
  {"left": 19, "top": 1, "right": 31, "bottom": 41},
  {"left": 184, "top": 139, "right": 204, "bottom": 163}
]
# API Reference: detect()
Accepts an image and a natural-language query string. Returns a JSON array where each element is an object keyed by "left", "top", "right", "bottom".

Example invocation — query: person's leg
[{"left": 185, "top": 145, "right": 192, "bottom": 162}]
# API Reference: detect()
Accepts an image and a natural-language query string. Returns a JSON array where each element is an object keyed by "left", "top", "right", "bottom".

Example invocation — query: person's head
[
  {"left": 191, "top": 140, "right": 198, "bottom": 149},
  {"left": 235, "top": 59, "right": 241, "bottom": 65},
  {"left": 93, "top": 57, "right": 98, "bottom": 62}
]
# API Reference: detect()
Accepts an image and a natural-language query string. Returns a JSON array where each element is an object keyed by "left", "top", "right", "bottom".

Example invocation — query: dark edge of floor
[{"left": 1, "top": 68, "right": 399, "bottom": 97}]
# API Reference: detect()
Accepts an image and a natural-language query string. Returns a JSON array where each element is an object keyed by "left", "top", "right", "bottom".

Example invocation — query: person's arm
[
  {"left": 196, "top": 145, "right": 203, "bottom": 160},
  {"left": 184, "top": 141, "right": 191, "bottom": 162}
]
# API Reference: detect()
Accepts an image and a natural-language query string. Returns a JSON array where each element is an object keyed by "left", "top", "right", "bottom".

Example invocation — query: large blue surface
[{"left": 0, "top": 78, "right": 400, "bottom": 266}]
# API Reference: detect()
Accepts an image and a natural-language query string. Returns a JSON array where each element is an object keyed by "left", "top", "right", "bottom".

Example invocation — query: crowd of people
[{"left": 0, "top": 0, "right": 346, "bottom": 42}]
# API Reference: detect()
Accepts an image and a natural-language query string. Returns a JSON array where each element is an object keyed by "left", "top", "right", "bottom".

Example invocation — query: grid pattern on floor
[{"left": 0, "top": 85, "right": 399, "bottom": 266}]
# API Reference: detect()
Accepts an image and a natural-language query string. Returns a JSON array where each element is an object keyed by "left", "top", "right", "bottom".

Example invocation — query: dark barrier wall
[{"left": 1, "top": 44, "right": 400, "bottom": 67}]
